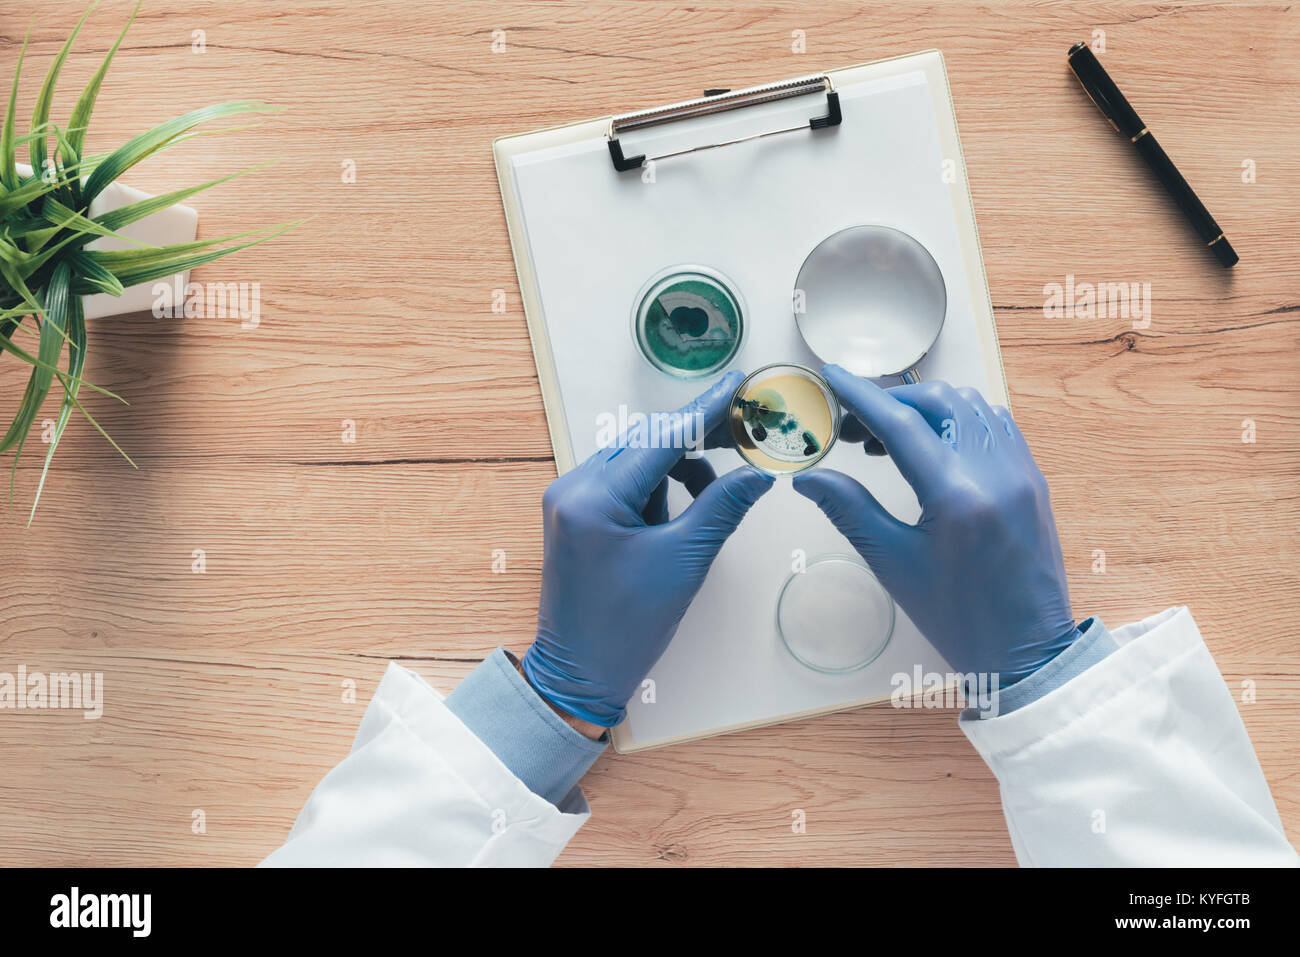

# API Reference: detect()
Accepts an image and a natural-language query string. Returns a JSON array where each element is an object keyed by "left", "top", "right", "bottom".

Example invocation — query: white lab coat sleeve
[
  {"left": 961, "top": 606, "right": 1299, "bottom": 866},
  {"left": 261, "top": 662, "right": 589, "bottom": 867}
]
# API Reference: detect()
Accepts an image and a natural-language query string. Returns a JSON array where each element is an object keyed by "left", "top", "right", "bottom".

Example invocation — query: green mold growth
[
  {"left": 739, "top": 386, "right": 822, "bottom": 461},
  {"left": 636, "top": 273, "right": 743, "bottom": 377}
]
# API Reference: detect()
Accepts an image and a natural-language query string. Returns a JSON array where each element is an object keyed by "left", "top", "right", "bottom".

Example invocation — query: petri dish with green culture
[
  {"left": 632, "top": 265, "right": 745, "bottom": 378},
  {"left": 728, "top": 362, "right": 840, "bottom": 475}
]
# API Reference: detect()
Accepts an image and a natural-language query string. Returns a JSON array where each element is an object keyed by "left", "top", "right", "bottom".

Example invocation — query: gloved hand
[
  {"left": 522, "top": 371, "right": 774, "bottom": 727},
  {"left": 793, "top": 366, "right": 1079, "bottom": 687}
]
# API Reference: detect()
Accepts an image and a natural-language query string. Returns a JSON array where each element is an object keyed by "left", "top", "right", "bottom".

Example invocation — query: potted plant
[{"left": 1, "top": 2, "right": 292, "bottom": 519}]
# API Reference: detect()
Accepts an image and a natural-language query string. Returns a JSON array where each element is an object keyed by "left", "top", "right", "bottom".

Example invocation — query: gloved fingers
[
  {"left": 886, "top": 380, "right": 983, "bottom": 451},
  {"left": 838, "top": 412, "right": 887, "bottom": 456},
  {"left": 669, "top": 466, "right": 774, "bottom": 557},
  {"left": 989, "top": 403, "right": 1051, "bottom": 492},
  {"left": 604, "top": 370, "right": 743, "bottom": 510},
  {"left": 642, "top": 457, "right": 720, "bottom": 526},
  {"left": 668, "top": 454, "right": 718, "bottom": 496},
  {"left": 822, "top": 364, "right": 945, "bottom": 495},
  {"left": 792, "top": 467, "right": 909, "bottom": 560},
  {"left": 642, "top": 478, "right": 669, "bottom": 526},
  {"left": 955, "top": 386, "right": 1000, "bottom": 451},
  {"left": 991, "top": 404, "right": 1029, "bottom": 452},
  {"left": 702, "top": 418, "right": 734, "bottom": 451}
]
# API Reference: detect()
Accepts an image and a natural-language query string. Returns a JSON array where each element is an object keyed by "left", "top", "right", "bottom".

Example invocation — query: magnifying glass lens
[{"left": 794, "top": 225, "right": 946, "bottom": 380}]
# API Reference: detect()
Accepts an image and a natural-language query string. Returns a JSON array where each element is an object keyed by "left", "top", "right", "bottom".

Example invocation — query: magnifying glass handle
[{"left": 900, "top": 368, "right": 922, "bottom": 384}]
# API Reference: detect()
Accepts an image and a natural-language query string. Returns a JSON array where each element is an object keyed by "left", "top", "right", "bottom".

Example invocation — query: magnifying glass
[{"left": 794, "top": 225, "right": 947, "bottom": 383}]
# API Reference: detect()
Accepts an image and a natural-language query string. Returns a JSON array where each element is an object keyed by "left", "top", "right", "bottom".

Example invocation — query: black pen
[{"left": 1067, "top": 41, "right": 1238, "bottom": 268}]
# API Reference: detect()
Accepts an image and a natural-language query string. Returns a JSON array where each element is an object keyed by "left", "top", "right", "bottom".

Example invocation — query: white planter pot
[{"left": 16, "top": 163, "right": 197, "bottom": 319}]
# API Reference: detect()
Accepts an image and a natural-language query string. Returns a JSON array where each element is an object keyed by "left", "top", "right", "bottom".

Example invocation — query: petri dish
[
  {"left": 632, "top": 265, "right": 745, "bottom": 378},
  {"left": 777, "top": 555, "right": 895, "bottom": 674},
  {"left": 728, "top": 363, "right": 839, "bottom": 475}
]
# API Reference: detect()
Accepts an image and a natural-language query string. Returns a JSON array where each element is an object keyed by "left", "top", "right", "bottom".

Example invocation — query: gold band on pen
[
  {"left": 1130, "top": 127, "right": 1149, "bottom": 142},
  {"left": 1207, "top": 233, "right": 1226, "bottom": 247}
]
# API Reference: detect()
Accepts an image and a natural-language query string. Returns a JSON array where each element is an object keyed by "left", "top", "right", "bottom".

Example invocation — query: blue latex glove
[
  {"left": 522, "top": 371, "right": 775, "bottom": 726},
  {"left": 793, "top": 366, "right": 1080, "bottom": 687}
]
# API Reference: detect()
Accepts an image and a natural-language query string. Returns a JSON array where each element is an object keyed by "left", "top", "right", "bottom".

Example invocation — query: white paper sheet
[{"left": 509, "top": 70, "right": 990, "bottom": 747}]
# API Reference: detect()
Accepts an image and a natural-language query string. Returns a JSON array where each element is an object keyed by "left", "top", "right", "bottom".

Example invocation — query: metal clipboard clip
[{"left": 606, "top": 73, "right": 841, "bottom": 172}]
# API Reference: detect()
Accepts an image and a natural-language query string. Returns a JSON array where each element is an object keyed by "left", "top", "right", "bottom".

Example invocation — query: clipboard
[{"left": 494, "top": 50, "right": 1008, "bottom": 752}]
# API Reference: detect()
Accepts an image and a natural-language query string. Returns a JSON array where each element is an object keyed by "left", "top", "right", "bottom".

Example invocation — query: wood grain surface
[{"left": 0, "top": 0, "right": 1296, "bottom": 866}]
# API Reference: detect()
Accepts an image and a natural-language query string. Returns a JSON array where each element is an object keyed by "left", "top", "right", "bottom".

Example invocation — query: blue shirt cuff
[
  {"left": 983, "top": 617, "right": 1119, "bottom": 717},
  {"left": 444, "top": 648, "right": 608, "bottom": 806}
]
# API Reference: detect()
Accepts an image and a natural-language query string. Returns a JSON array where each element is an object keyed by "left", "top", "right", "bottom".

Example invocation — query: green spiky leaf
[
  {"left": 1, "top": 23, "right": 31, "bottom": 191},
  {"left": 1, "top": 259, "right": 71, "bottom": 457},
  {"left": 30, "top": 4, "right": 97, "bottom": 200},
  {"left": 2, "top": 2, "right": 292, "bottom": 518},
  {"left": 42, "top": 195, "right": 143, "bottom": 246},
  {"left": 65, "top": 2, "right": 141, "bottom": 181},
  {"left": 82, "top": 100, "right": 275, "bottom": 204},
  {"left": 93, "top": 160, "right": 274, "bottom": 233},
  {"left": 29, "top": 293, "right": 85, "bottom": 519}
]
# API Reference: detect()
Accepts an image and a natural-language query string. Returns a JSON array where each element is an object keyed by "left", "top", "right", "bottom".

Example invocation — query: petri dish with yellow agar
[
  {"left": 777, "top": 555, "right": 895, "bottom": 674},
  {"left": 632, "top": 265, "right": 745, "bottom": 379},
  {"left": 728, "top": 363, "right": 839, "bottom": 475}
]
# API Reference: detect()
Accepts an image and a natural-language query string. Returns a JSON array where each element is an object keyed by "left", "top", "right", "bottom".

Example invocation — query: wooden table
[{"left": 1, "top": 0, "right": 1296, "bottom": 866}]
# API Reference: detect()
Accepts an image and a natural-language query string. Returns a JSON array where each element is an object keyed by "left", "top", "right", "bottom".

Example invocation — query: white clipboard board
[{"left": 494, "top": 50, "right": 1008, "bottom": 752}]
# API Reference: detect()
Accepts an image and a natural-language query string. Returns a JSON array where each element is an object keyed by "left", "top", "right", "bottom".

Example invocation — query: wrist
[
  {"left": 981, "top": 617, "right": 1117, "bottom": 717},
  {"left": 512, "top": 652, "right": 606, "bottom": 741},
  {"left": 998, "top": 622, "right": 1084, "bottom": 690}
]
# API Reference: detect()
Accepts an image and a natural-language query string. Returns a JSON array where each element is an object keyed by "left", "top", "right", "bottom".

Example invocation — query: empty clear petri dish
[
  {"left": 728, "top": 363, "right": 839, "bottom": 475},
  {"left": 777, "top": 555, "right": 895, "bottom": 674},
  {"left": 632, "top": 265, "right": 745, "bottom": 379}
]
